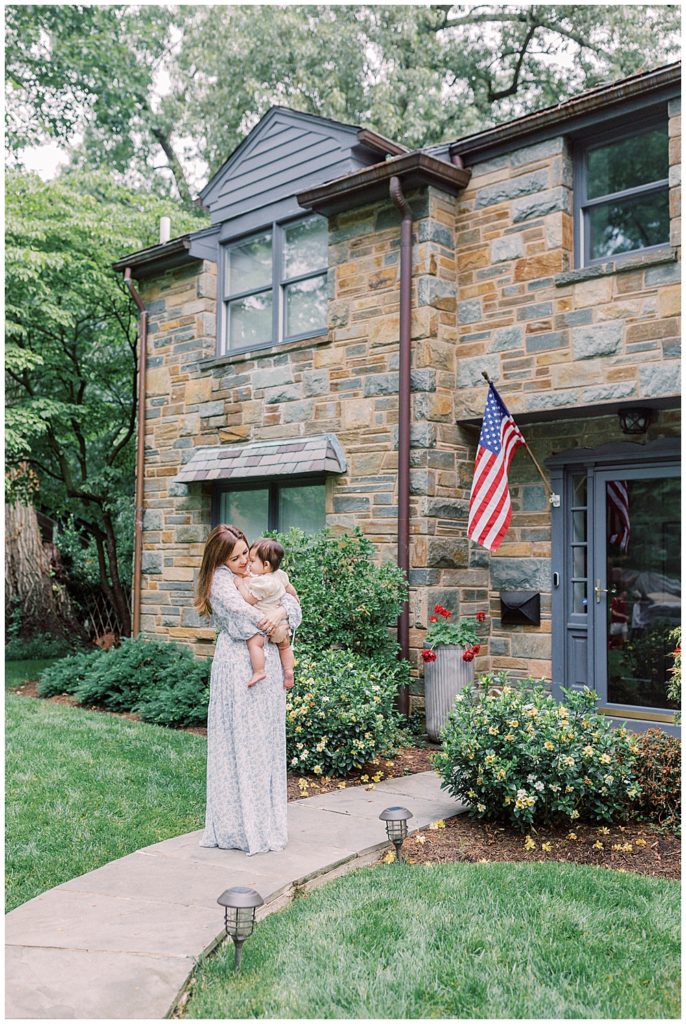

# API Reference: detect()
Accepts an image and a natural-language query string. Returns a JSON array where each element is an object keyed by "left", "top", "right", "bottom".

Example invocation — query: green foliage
[
  {"left": 667, "top": 626, "right": 681, "bottom": 722},
  {"left": 5, "top": 634, "right": 77, "bottom": 661},
  {"left": 7, "top": 6, "right": 679, "bottom": 201},
  {"left": 630, "top": 729, "right": 681, "bottom": 833},
  {"left": 37, "top": 637, "right": 210, "bottom": 726},
  {"left": 276, "top": 528, "right": 407, "bottom": 659},
  {"left": 433, "top": 679, "right": 641, "bottom": 830},
  {"left": 287, "top": 647, "right": 406, "bottom": 776},
  {"left": 424, "top": 603, "right": 484, "bottom": 650}
]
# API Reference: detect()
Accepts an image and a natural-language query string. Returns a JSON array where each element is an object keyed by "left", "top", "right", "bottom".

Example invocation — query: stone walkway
[{"left": 5, "top": 771, "right": 464, "bottom": 1020}]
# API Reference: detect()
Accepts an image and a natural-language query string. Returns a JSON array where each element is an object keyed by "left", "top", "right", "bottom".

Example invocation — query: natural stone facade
[{"left": 131, "top": 86, "right": 681, "bottom": 707}]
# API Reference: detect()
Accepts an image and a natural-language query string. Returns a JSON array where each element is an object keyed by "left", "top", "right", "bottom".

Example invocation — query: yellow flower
[
  {"left": 541, "top": 842, "right": 553, "bottom": 852},
  {"left": 415, "top": 834, "right": 427, "bottom": 845},
  {"left": 467, "top": 789, "right": 477, "bottom": 798},
  {"left": 371, "top": 772, "right": 383, "bottom": 783},
  {"left": 544, "top": 741, "right": 554, "bottom": 751},
  {"left": 593, "top": 841, "right": 604, "bottom": 850},
  {"left": 360, "top": 774, "right": 369, "bottom": 782},
  {"left": 381, "top": 850, "right": 396, "bottom": 864},
  {"left": 337, "top": 782, "right": 346, "bottom": 789},
  {"left": 504, "top": 733, "right": 514, "bottom": 742},
  {"left": 570, "top": 809, "right": 580, "bottom": 819},
  {"left": 385, "top": 760, "right": 394, "bottom": 768},
  {"left": 600, "top": 753, "right": 612, "bottom": 764},
  {"left": 598, "top": 826, "right": 610, "bottom": 835},
  {"left": 508, "top": 720, "right": 520, "bottom": 728},
  {"left": 429, "top": 820, "right": 446, "bottom": 830},
  {"left": 582, "top": 745, "right": 594, "bottom": 757},
  {"left": 295, "top": 726, "right": 303, "bottom": 734},
  {"left": 313, "top": 765, "right": 323, "bottom": 775},
  {"left": 524, "top": 836, "right": 536, "bottom": 850},
  {"left": 488, "top": 726, "right": 499, "bottom": 735},
  {"left": 503, "top": 796, "right": 512, "bottom": 805},
  {"left": 635, "top": 838, "right": 647, "bottom": 847},
  {"left": 485, "top": 754, "right": 496, "bottom": 765},
  {"left": 365, "top": 783, "right": 376, "bottom": 791},
  {"left": 567, "top": 832, "right": 578, "bottom": 840}
]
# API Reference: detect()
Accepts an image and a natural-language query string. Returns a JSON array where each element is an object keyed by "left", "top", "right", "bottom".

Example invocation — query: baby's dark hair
[{"left": 250, "top": 538, "right": 284, "bottom": 572}]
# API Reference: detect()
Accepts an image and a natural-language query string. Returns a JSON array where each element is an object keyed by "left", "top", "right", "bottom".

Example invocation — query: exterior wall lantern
[
  {"left": 379, "top": 806, "right": 413, "bottom": 862},
  {"left": 217, "top": 886, "right": 264, "bottom": 969},
  {"left": 618, "top": 408, "right": 652, "bottom": 435}
]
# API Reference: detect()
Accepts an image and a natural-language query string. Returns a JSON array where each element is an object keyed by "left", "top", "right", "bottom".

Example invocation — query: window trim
[
  {"left": 573, "top": 114, "right": 670, "bottom": 269},
  {"left": 211, "top": 475, "right": 327, "bottom": 532},
  {"left": 219, "top": 214, "right": 327, "bottom": 355}
]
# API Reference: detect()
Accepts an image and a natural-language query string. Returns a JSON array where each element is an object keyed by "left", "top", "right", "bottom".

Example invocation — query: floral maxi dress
[{"left": 199, "top": 565, "right": 301, "bottom": 855}]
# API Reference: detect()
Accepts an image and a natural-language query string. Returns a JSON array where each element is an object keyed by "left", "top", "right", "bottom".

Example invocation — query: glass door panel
[{"left": 602, "top": 475, "right": 680, "bottom": 711}]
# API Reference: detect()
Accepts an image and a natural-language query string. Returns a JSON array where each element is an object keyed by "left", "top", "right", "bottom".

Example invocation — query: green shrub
[
  {"left": 38, "top": 637, "right": 210, "bottom": 727},
  {"left": 433, "top": 679, "right": 640, "bottom": 831},
  {"left": 287, "top": 646, "right": 406, "bottom": 776},
  {"left": 630, "top": 728, "right": 681, "bottom": 832},
  {"left": 274, "top": 528, "right": 407, "bottom": 658},
  {"left": 6, "top": 633, "right": 78, "bottom": 661},
  {"left": 667, "top": 626, "right": 681, "bottom": 723},
  {"left": 135, "top": 673, "right": 209, "bottom": 728},
  {"left": 37, "top": 648, "right": 103, "bottom": 697}
]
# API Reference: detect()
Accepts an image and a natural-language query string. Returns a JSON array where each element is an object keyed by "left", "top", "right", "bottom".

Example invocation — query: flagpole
[{"left": 481, "top": 372, "right": 560, "bottom": 507}]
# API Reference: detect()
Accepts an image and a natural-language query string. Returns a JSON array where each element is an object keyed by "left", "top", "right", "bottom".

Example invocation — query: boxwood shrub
[
  {"left": 274, "top": 528, "right": 407, "bottom": 659},
  {"left": 287, "top": 646, "right": 406, "bottom": 777},
  {"left": 433, "top": 678, "right": 641, "bottom": 830}
]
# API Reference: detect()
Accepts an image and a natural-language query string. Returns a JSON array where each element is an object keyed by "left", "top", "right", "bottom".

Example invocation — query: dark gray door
[{"left": 550, "top": 442, "right": 680, "bottom": 733}]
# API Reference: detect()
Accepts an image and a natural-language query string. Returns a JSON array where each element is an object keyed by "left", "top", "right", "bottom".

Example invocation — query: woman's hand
[{"left": 258, "top": 607, "right": 287, "bottom": 635}]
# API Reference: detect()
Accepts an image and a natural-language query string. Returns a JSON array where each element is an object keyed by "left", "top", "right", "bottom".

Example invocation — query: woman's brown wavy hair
[{"left": 194, "top": 524, "right": 249, "bottom": 617}]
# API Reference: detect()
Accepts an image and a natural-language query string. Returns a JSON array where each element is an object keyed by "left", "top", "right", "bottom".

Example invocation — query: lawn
[
  {"left": 185, "top": 861, "right": 681, "bottom": 1020},
  {"left": 5, "top": 658, "right": 61, "bottom": 690},
  {"left": 5, "top": 694, "right": 207, "bottom": 912}
]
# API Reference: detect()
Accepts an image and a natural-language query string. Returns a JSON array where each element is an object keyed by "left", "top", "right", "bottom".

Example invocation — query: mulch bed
[{"left": 13, "top": 682, "right": 679, "bottom": 880}]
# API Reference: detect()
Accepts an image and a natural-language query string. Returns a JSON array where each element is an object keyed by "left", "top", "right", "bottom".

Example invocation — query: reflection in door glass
[{"left": 606, "top": 477, "right": 680, "bottom": 709}]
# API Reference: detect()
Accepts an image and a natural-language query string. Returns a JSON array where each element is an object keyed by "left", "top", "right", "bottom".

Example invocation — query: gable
[{"left": 199, "top": 107, "right": 387, "bottom": 226}]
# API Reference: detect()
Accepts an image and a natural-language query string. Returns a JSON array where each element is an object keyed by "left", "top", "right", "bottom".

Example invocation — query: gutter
[
  {"left": 113, "top": 235, "right": 195, "bottom": 278},
  {"left": 449, "top": 60, "right": 680, "bottom": 162},
  {"left": 389, "top": 176, "right": 412, "bottom": 720},
  {"left": 123, "top": 268, "right": 147, "bottom": 638}
]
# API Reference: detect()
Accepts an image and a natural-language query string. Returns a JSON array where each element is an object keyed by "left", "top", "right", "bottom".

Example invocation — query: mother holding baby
[{"left": 194, "top": 524, "right": 301, "bottom": 855}]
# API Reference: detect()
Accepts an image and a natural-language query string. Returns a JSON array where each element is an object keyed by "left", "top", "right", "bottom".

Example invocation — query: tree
[
  {"left": 5, "top": 168, "right": 205, "bottom": 635},
  {"left": 6, "top": 5, "right": 680, "bottom": 200}
]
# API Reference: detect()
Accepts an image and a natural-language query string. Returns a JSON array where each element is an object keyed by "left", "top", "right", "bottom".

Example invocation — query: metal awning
[{"left": 174, "top": 433, "right": 347, "bottom": 484}]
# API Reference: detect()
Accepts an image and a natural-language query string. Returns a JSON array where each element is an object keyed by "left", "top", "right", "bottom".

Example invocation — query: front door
[{"left": 551, "top": 441, "right": 680, "bottom": 733}]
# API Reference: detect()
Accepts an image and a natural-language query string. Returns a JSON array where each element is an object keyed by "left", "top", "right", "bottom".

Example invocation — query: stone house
[{"left": 115, "top": 62, "right": 681, "bottom": 733}]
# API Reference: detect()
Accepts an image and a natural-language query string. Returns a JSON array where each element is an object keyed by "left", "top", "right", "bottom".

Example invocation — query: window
[
  {"left": 217, "top": 480, "right": 326, "bottom": 537},
  {"left": 221, "top": 215, "right": 327, "bottom": 352},
  {"left": 575, "top": 118, "right": 669, "bottom": 266}
]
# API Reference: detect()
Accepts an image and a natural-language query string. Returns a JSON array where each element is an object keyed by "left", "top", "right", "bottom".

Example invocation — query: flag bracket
[{"left": 481, "top": 372, "right": 561, "bottom": 508}]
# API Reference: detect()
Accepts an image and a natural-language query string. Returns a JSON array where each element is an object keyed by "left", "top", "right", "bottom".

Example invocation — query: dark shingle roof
[{"left": 174, "top": 434, "right": 347, "bottom": 484}]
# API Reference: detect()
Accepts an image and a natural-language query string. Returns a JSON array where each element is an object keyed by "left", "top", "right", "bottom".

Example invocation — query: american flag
[
  {"left": 607, "top": 480, "right": 630, "bottom": 552},
  {"left": 467, "top": 383, "right": 526, "bottom": 552}
]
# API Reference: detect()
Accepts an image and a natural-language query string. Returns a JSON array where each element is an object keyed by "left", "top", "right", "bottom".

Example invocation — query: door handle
[{"left": 595, "top": 579, "right": 608, "bottom": 603}]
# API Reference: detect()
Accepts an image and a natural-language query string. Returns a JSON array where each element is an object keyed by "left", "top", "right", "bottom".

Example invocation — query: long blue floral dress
[{"left": 199, "top": 565, "right": 301, "bottom": 855}]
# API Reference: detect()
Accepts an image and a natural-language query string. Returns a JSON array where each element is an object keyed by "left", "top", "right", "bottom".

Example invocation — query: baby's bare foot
[
  {"left": 283, "top": 672, "right": 294, "bottom": 690},
  {"left": 247, "top": 671, "right": 267, "bottom": 688}
]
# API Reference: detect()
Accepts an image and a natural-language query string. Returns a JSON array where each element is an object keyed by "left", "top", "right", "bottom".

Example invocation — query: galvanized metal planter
[{"left": 424, "top": 645, "right": 475, "bottom": 743}]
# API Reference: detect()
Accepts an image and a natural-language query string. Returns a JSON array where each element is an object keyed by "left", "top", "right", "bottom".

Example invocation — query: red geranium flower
[
  {"left": 421, "top": 649, "right": 438, "bottom": 662},
  {"left": 476, "top": 611, "right": 487, "bottom": 623},
  {"left": 472, "top": 644, "right": 481, "bottom": 654},
  {"left": 429, "top": 615, "right": 438, "bottom": 623},
  {"left": 462, "top": 650, "right": 474, "bottom": 662}
]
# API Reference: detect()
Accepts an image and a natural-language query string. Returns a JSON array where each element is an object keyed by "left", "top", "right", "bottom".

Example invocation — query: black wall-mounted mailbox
[{"left": 500, "top": 591, "right": 540, "bottom": 626}]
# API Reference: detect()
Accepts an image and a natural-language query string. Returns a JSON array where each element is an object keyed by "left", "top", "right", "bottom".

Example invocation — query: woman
[{"left": 194, "top": 524, "right": 301, "bottom": 855}]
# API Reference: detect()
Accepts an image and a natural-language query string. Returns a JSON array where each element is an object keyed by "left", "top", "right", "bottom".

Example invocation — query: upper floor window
[
  {"left": 575, "top": 119, "right": 669, "bottom": 267},
  {"left": 221, "top": 214, "right": 327, "bottom": 352}
]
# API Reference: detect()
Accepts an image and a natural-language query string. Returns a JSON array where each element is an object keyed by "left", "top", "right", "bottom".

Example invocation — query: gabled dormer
[{"left": 199, "top": 106, "right": 406, "bottom": 229}]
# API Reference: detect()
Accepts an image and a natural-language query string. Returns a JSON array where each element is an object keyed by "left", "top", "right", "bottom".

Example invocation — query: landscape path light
[
  {"left": 379, "top": 806, "right": 413, "bottom": 862},
  {"left": 217, "top": 886, "right": 264, "bottom": 970}
]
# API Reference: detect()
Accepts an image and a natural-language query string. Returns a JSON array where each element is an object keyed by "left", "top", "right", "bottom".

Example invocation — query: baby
[{"left": 235, "top": 538, "right": 297, "bottom": 690}]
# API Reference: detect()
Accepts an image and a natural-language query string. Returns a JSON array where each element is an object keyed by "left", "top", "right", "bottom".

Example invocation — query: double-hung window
[
  {"left": 575, "top": 117, "right": 670, "bottom": 267},
  {"left": 221, "top": 214, "right": 327, "bottom": 352}
]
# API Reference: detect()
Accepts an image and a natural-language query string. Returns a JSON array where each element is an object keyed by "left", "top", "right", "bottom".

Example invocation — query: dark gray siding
[{"left": 201, "top": 108, "right": 379, "bottom": 227}]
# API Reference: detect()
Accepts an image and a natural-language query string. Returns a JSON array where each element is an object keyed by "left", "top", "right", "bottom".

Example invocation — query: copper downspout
[
  {"left": 124, "top": 267, "right": 147, "bottom": 637},
  {"left": 390, "top": 175, "right": 412, "bottom": 718}
]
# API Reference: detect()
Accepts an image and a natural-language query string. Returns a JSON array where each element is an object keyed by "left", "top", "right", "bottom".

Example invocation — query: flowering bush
[
  {"left": 421, "top": 604, "right": 486, "bottom": 663},
  {"left": 433, "top": 678, "right": 641, "bottom": 830},
  {"left": 630, "top": 728, "right": 681, "bottom": 832},
  {"left": 667, "top": 626, "right": 681, "bottom": 723},
  {"left": 286, "top": 646, "right": 406, "bottom": 777}
]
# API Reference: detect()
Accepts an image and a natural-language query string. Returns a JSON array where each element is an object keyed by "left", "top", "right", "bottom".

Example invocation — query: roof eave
[
  {"left": 112, "top": 236, "right": 199, "bottom": 278},
  {"left": 297, "top": 151, "right": 471, "bottom": 216},
  {"left": 450, "top": 61, "right": 681, "bottom": 161}
]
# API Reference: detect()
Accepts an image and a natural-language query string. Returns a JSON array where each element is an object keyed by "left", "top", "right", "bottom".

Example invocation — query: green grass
[
  {"left": 4, "top": 658, "right": 61, "bottom": 690},
  {"left": 186, "top": 861, "right": 681, "bottom": 1020},
  {"left": 5, "top": 694, "right": 206, "bottom": 912}
]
